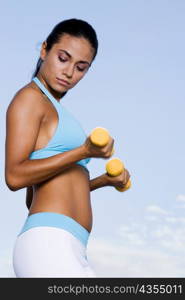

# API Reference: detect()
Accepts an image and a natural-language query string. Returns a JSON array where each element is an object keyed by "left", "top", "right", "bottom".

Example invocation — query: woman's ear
[{"left": 40, "top": 41, "right": 47, "bottom": 60}]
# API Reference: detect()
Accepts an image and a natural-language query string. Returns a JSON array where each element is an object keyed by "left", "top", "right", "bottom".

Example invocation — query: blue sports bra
[{"left": 29, "top": 77, "right": 91, "bottom": 171}]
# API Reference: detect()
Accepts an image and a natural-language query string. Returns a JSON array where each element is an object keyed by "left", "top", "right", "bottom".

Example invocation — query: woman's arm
[
  {"left": 90, "top": 173, "right": 109, "bottom": 191},
  {"left": 5, "top": 89, "right": 89, "bottom": 191},
  {"left": 90, "top": 169, "right": 131, "bottom": 192}
]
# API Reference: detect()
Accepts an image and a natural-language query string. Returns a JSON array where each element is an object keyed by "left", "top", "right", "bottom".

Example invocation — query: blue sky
[{"left": 1, "top": 0, "right": 185, "bottom": 277}]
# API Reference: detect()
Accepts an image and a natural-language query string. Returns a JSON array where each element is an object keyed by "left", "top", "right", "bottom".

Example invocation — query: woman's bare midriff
[
  {"left": 29, "top": 165, "right": 92, "bottom": 232},
  {"left": 26, "top": 82, "right": 92, "bottom": 233}
]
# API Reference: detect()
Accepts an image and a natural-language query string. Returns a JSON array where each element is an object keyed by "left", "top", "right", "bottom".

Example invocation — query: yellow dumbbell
[
  {"left": 90, "top": 127, "right": 114, "bottom": 156},
  {"left": 105, "top": 158, "right": 131, "bottom": 192},
  {"left": 90, "top": 127, "right": 131, "bottom": 192}
]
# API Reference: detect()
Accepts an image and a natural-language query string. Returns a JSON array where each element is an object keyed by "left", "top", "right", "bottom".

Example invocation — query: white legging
[{"left": 13, "top": 212, "right": 96, "bottom": 278}]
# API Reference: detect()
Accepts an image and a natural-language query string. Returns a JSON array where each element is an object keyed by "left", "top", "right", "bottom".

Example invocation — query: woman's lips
[{"left": 56, "top": 78, "right": 70, "bottom": 86}]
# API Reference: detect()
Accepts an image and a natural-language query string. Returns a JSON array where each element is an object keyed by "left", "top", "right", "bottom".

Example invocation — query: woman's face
[{"left": 39, "top": 33, "right": 95, "bottom": 98}]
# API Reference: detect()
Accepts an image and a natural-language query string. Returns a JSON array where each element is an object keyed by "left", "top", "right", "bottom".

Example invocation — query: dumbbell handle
[{"left": 106, "top": 158, "right": 131, "bottom": 192}]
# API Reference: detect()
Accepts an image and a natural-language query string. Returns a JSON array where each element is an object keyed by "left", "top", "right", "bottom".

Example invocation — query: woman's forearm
[
  {"left": 90, "top": 173, "right": 109, "bottom": 192},
  {"left": 7, "top": 145, "right": 88, "bottom": 191}
]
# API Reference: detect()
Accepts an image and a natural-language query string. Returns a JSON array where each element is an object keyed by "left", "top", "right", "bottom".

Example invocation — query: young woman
[{"left": 5, "top": 18, "right": 130, "bottom": 277}]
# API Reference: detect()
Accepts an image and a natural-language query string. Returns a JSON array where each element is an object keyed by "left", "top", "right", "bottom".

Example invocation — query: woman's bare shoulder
[
  {"left": 5, "top": 82, "right": 45, "bottom": 172},
  {"left": 7, "top": 81, "right": 45, "bottom": 114}
]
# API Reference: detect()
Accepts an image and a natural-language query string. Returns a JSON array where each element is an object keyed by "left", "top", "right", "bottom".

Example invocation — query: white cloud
[
  {"left": 152, "top": 225, "right": 185, "bottom": 252},
  {"left": 176, "top": 194, "right": 185, "bottom": 203},
  {"left": 152, "top": 225, "right": 173, "bottom": 239},
  {"left": 118, "top": 225, "right": 146, "bottom": 246},
  {"left": 164, "top": 216, "right": 178, "bottom": 223},
  {"left": 165, "top": 216, "right": 185, "bottom": 224},
  {"left": 146, "top": 205, "right": 169, "bottom": 215},
  {"left": 178, "top": 217, "right": 185, "bottom": 223},
  {"left": 87, "top": 237, "right": 185, "bottom": 277},
  {"left": 145, "top": 215, "right": 158, "bottom": 222},
  {"left": 87, "top": 200, "right": 185, "bottom": 277}
]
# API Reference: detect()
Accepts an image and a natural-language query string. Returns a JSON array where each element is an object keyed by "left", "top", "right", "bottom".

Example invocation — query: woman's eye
[
  {"left": 58, "top": 56, "right": 67, "bottom": 62},
  {"left": 77, "top": 66, "right": 86, "bottom": 72},
  {"left": 58, "top": 57, "right": 86, "bottom": 72}
]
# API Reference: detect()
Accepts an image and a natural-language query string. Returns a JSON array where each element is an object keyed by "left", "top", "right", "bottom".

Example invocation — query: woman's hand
[
  {"left": 104, "top": 168, "right": 131, "bottom": 189},
  {"left": 83, "top": 135, "right": 114, "bottom": 159}
]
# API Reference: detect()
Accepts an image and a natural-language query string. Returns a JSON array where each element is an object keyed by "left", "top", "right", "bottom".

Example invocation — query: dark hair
[{"left": 32, "top": 18, "right": 98, "bottom": 85}]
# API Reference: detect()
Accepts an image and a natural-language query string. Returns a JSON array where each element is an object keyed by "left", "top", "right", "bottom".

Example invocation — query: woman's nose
[{"left": 63, "top": 63, "right": 74, "bottom": 78}]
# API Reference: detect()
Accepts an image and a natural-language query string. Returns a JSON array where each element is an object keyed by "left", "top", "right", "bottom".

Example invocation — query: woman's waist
[
  {"left": 30, "top": 165, "right": 92, "bottom": 231},
  {"left": 19, "top": 211, "right": 91, "bottom": 247},
  {"left": 33, "top": 164, "right": 90, "bottom": 199},
  {"left": 29, "top": 200, "right": 93, "bottom": 231},
  {"left": 32, "top": 174, "right": 91, "bottom": 209}
]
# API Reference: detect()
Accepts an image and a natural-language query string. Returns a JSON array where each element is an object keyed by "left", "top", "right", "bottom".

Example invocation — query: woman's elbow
[{"left": 5, "top": 171, "right": 23, "bottom": 191}]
